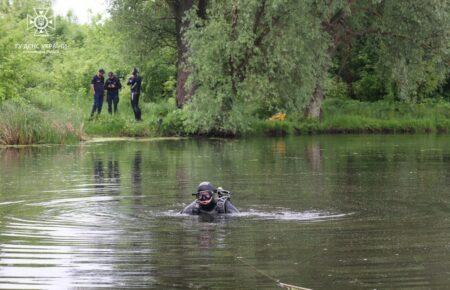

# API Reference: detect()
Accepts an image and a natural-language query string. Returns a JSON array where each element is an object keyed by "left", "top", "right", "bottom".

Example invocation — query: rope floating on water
[
  {"left": 278, "top": 281, "right": 312, "bottom": 290},
  {"left": 236, "top": 256, "right": 312, "bottom": 290}
]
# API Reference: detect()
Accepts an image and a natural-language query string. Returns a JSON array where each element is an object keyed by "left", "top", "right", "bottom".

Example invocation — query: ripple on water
[
  {"left": 0, "top": 201, "right": 25, "bottom": 206},
  {"left": 235, "top": 209, "right": 349, "bottom": 221},
  {"left": 159, "top": 209, "right": 349, "bottom": 221},
  {"left": 28, "top": 195, "right": 123, "bottom": 207}
]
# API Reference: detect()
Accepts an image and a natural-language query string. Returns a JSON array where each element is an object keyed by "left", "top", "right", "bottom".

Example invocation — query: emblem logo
[{"left": 27, "top": 8, "right": 55, "bottom": 37}]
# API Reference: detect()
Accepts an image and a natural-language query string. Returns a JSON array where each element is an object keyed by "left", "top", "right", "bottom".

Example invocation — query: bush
[{"left": 160, "top": 109, "right": 188, "bottom": 136}]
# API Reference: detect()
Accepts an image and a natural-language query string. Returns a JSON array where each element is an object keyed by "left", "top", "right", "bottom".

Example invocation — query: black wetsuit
[
  {"left": 127, "top": 75, "right": 142, "bottom": 120},
  {"left": 181, "top": 198, "right": 239, "bottom": 215}
]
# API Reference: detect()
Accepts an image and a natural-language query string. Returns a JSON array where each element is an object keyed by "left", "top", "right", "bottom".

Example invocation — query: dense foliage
[{"left": 0, "top": 0, "right": 449, "bottom": 143}]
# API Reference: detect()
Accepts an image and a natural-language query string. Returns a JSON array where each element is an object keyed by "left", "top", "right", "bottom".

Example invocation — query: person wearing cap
[
  {"left": 127, "top": 67, "right": 142, "bottom": 121},
  {"left": 105, "top": 72, "right": 122, "bottom": 114},
  {"left": 181, "top": 182, "right": 239, "bottom": 215},
  {"left": 90, "top": 68, "right": 105, "bottom": 118}
]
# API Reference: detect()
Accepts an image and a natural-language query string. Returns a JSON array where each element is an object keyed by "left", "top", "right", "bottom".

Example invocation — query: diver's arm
[
  {"left": 225, "top": 200, "right": 239, "bottom": 213},
  {"left": 180, "top": 200, "right": 198, "bottom": 215}
]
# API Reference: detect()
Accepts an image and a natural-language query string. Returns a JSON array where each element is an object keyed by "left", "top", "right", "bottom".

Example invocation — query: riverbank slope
[{"left": 1, "top": 98, "right": 449, "bottom": 145}]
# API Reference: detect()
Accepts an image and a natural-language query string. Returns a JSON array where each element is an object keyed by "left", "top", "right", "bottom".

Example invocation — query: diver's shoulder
[{"left": 224, "top": 199, "right": 239, "bottom": 213}]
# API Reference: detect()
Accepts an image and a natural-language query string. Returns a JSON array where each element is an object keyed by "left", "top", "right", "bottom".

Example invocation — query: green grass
[
  {"left": 248, "top": 99, "right": 450, "bottom": 136},
  {"left": 293, "top": 99, "right": 450, "bottom": 134},
  {"left": 0, "top": 100, "right": 85, "bottom": 145},
  {"left": 2, "top": 96, "right": 450, "bottom": 145},
  {"left": 83, "top": 99, "right": 186, "bottom": 137},
  {"left": 85, "top": 114, "right": 155, "bottom": 137}
]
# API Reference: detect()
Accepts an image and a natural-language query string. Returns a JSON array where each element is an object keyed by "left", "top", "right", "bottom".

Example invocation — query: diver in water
[{"left": 181, "top": 182, "right": 239, "bottom": 215}]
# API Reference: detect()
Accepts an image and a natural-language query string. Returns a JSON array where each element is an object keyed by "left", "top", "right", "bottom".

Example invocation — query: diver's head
[{"left": 196, "top": 181, "right": 216, "bottom": 206}]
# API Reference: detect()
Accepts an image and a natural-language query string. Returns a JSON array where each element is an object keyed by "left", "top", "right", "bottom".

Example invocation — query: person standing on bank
[
  {"left": 105, "top": 72, "right": 122, "bottom": 114},
  {"left": 127, "top": 67, "right": 142, "bottom": 121},
  {"left": 90, "top": 68, "right": 105, "bottom": 119}
]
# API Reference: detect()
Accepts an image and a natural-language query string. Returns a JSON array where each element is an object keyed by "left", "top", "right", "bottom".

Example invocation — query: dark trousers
[
  {"left": 131, "top": 92, "right": 141, "bottom": 120},
  {"left": 107, "top": 92, "right": 119, "bottom": 114},
  {"left": 91, "top": 94, "right": 103, "bottom": 116}
]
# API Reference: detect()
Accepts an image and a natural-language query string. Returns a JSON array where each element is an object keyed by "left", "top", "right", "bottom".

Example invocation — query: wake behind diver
[{"left": 181, "top": 182, "right": 239, "bottom": 215}]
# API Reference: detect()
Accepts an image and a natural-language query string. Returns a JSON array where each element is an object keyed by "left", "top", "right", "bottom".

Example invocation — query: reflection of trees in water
[
  {"left": 332, "top": 143, "right": 450, "bottom": 215},
  {"left": 197, "top": 220, "right": 223, "bottom": 250},
  {"left": 0, "top": 149, "right": 29, "bottom": 192},
  {"left": 305, "top": 141, "right": 322, "bottom": 172},
  {"left": 147, "top": 218, "right": 234, "bottom": 288},
  {"left": 0, "top": 147, "right": 29, "bottom": 165},
  {"left": 445, "top": 154, "right": 450, "bottom": 186},
  {"left": 176, "top": 166, "right": 189, "bottom": 199},
  {"left": 319, "top": 138, "right": 450, "bottom": 288},
  {"left": 304, "top": 140, "right": 325, "bottom": 203},
  {"left": 0, "top": 146, "right": 72, "bottom": 170},
  {"left": 3, "top": 137, "right": 450, "bottom": 288},
  {"left": 1, "top": 146, "right": 83, "bottom": 196}
]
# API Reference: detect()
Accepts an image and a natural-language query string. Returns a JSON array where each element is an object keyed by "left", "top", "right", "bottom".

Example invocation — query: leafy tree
[
  {"left": 184, "top": 0, "right": 327, "bottom": 134},
  {"left": 108, "top": 0, "right": 206, "bottom": 104},
  {"left": 106, "top": 0, "right": 450, "bottom": 125},
  {"left": 0, "top": 0, "right": 43, "bottom": 101},
  {"left": 1, "top": 0, "right": 449, "bottom": 139},
  {"left": 313, "top": 0, "right": 450, "bottom": 116}
]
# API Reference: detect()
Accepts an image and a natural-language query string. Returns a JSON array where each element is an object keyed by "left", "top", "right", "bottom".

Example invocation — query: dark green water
[{"left": 0, "top": 135, "right": 449, "bottom": 289}]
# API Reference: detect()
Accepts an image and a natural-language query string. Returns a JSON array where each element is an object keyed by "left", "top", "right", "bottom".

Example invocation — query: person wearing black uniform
[
  {"left": 90, "top": 68, "right": 105, "bottom": 118},
  {"left": 181, "top": 182, "right": 239, "bottom": 215},
  {"left": 127, "top": 67, "right": 142, "bottom": 121},
  {"left": 105, "top": 72, "right": 122, "bottom": 114}
]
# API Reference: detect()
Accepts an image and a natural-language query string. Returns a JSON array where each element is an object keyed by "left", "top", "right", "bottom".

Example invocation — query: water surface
[{"left": 0, "top": 135, "right": 449, "bottom": 289}]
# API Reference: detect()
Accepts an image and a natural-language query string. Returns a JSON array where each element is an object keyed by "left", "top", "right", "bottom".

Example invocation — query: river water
[{"left": 0, "top": 135, "right": 449, "bottom": 289}]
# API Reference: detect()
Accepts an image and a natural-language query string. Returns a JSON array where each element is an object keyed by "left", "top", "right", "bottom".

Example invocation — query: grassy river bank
[{"left": 1, "top": 98, "right": 449, "bottom": 145}]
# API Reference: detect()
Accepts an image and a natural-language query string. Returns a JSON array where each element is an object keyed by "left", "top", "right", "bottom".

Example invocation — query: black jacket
[
  {"left": 105, "top": 77, "right": 122, "bottom": 93},
  {"left": 91, "top": 75, "right": 105, "bottom": 96}
]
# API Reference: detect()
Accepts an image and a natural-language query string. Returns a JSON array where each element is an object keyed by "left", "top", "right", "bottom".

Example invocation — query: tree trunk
[
  {"left": 172, "top": 0, "right": 207, "bottom": 108},
  {"left": 304, "top": 82, "right": 324, "bottom": 120},
  {"left": 229, "top": 0, "right": 238, "bottom": 100},
  {"left": 305, "top": 3, "right": 352, "bottom": 119},
  {"left": 172, "top": 0, "right": 194, "bottom": 108}
]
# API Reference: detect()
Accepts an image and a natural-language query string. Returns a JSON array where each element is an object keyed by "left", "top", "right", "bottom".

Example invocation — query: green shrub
[{"left": 160, "top": 109, "right": 188, "bottom": 136}]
